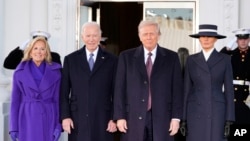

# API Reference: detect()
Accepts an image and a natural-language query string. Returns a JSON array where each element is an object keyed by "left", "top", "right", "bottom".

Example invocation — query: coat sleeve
[
  {"left": 59, "top": 56, "right": 71, "bottom": 120},
  {"left": 9, "top": 72, "right": 22, "bottom": 132},
  {"left": 223, "top": 56, "right": 235, "bottom": 121},
  {"left": 183, "top": 57, "right": 192, "bottom": 121},
  {"left": 113, "top": 52, "right": 127, "bottom": 120},
  {"left": 3, "top": 47, "right": 23, "bottom": 70},
  {"left": 172, "top": 53, "right": 184, "bottom": 119},
  {"left": 53, "top": 72, "right": 62, "bottom": 131}
]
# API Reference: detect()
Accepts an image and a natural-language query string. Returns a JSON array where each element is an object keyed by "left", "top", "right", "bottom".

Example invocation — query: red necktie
[{"left": 146, "top": 52, "right": 152, "bottom": 110}]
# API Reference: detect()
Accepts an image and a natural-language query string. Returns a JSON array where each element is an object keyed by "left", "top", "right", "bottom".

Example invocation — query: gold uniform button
[
  {"left": 242, "top": 59, "right": 245, "bottom": 62},
  {"left": 235, "top": 87, "right": 238, "bottom": 91},
  {"left": 234, "top": 99, "right": 237, "bottom": 102},
  {"left": 236, "top": 77, "right": 239, "bottom": 79},
  {"left": 244, "top": 89, "right": 247, "bottom": 91}
]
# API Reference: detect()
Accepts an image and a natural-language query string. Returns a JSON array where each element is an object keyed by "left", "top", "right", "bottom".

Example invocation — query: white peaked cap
[
  {"left": 232, "top": 28, "right": 250, "bottom": 35},
  {"left": 30, "top": 30, "right": 51, "bottom": 39}
]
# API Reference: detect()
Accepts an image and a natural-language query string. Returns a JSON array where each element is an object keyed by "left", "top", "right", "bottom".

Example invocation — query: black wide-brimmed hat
[{"left": 189, "top": 24, "right": 226, "bottom": 39}]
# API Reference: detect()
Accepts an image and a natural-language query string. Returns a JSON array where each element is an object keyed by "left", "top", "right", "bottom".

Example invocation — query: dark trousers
[{"left": 143, "top": 110, "right": 153, "bottom": 141}]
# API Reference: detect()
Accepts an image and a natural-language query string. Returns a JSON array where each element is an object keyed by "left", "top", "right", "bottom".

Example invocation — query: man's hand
[
  {"left": 169, "top": 119, "right": 180, "bottom": 136},
  {"left": 106, "top": 120, "right": 117, "bottom": 133},
  {"left": 116, "top": 119, "right": 128, "bottom": 133},
  {"left": 62, "top": 118, "right": 74, "bottom": 134}
]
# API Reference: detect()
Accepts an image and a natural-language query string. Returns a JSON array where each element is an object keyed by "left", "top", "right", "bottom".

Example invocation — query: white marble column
[
  {"left": 0, "top": 74, "right": 11, "bottom": 141},
  {"left": 30, "top": 0, "right": 48, "bottom": 31},
  {"left": 47, "top": 0, "right": 79, "bottom": 140},
  {"left": 0, "top": 0, "right": 11, "bottom": 140},
  {"left": 222, "top": 0, "right": 239, "bottom": 49}
]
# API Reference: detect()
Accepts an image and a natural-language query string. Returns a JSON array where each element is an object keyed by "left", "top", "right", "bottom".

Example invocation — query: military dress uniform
[
  {"left": 221, "top": 46, "right": 250, "bottom": 124},
  {"left": 221, "top": 28, "right": 250, "bottom": 125}
]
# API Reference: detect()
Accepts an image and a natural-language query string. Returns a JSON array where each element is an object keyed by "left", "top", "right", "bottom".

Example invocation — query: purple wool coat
[{"left": 9, "top": 60, "right": 62, "bottom": 141}]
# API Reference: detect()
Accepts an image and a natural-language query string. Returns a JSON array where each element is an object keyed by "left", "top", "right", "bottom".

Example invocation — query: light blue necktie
[{"left": 88, "top": 53, "right": 94, "bottom": 71}]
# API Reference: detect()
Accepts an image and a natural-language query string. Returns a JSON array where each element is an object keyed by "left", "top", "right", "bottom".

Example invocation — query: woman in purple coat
[{"left": 9, "top": 36, "right": 62, "bottom": 141}]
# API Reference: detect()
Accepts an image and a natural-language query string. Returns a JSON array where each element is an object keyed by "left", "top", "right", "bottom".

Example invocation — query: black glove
[
  {"left": 224, "top": 121, "right": 233, "bottom": 138},
  {"left": 180, "top": 121, "right": 187, "bottom": 136}
]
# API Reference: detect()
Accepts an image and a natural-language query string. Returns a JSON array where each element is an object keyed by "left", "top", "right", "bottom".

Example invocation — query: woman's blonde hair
[{"left": 22, "top": 36, "right": 52, "bottom": 63}]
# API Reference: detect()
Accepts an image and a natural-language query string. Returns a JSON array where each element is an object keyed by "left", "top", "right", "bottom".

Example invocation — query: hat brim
[{"left": 189, "top": 33, "right": 226, "bottom": 39}]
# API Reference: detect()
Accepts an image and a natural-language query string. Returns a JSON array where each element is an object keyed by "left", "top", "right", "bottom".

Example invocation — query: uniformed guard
[
  {"left": 3, "top": 31, "right": 61, "bottom": 69},
  {"left": 220, "top": 28, "right": 250, "bottom": 125}
]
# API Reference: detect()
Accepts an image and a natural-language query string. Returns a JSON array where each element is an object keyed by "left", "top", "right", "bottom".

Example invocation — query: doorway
[{"left": 81, "top": 2, "right": 143, "bottom": 55}]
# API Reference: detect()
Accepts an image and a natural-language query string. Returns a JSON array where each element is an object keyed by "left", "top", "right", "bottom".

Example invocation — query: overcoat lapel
[
  {"left": 91, "top": 47, "right": 109, "bottom": 75},
  {"left": 39, "top": 63, "right": 61, "bottom": 92},
  {"left": 151, "top": 46, "right": 166, "bottom": 77},
  {"left": 134, "top": 46, "right": 148, "bottom": 79},
  {"left": 78, "top": 47, "right": 92, "bottom": 75},
  {"left": 20, "top": 62, "right": 39, "bottom": 91},
  {"left": 207, "top": 49, "right": 223, "bottom": 69},
  {"left": 193, "top": 52, "right": 210, "bottom": 72}
]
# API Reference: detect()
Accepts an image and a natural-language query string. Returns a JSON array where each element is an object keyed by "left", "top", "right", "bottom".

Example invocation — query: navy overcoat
[{"left": 183, "top": 50, "right": 235, "bottom": 141}]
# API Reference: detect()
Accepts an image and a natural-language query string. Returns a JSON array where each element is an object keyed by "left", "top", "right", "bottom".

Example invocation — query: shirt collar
[
  {"left": 202, "top": 48, "right": 214, "bottom": 61},
  {"left": 86, "top": 47, "right": 99, "bottom": 61},
  {"left": 143, "top": 46, "right": 157, "bottom": 63}
]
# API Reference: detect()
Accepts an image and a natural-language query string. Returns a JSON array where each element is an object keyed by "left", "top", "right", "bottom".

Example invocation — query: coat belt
[{"left": 233, "top": 80, "right": 250, "bottom": 86}]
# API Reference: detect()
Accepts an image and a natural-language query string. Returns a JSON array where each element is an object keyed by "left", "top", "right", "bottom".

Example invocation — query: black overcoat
[
  {"left": 114, "top": 45, "right": 183, "bottom": 141},
  {"left": 60, "top": 46, "right": 117, "bottom": 141}
]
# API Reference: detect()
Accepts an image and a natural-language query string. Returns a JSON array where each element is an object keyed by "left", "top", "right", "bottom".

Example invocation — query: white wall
[
  {"left": 0, "top": 0, "right": 78, "bottom": 140},
  {"left": 239, "top": 0, "right": 250, "bottom": 28}
]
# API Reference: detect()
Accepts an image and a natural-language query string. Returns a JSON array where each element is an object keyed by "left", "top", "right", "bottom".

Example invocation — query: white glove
[
  {"left": 245, "top": 95, "right": 250, "bottom": 109},
  {"left": 19, "top": 39, "right": 30, "bottom": 50},
  {"left": 226, "top": 37, "right": 237, "bottom": 50}
]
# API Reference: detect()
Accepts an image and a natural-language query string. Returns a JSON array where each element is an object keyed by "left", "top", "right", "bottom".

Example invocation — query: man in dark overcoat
[
  {"left": 114, "top": 20, "right": 183, "bottom": 141},
  {"left": 60, "top": 22, "right": 117, "bottom": 141}
]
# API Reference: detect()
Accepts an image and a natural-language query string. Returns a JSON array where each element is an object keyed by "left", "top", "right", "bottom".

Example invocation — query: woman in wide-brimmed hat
[{"left": 181, "top": 24, "right": 235, "bottom": 141}]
